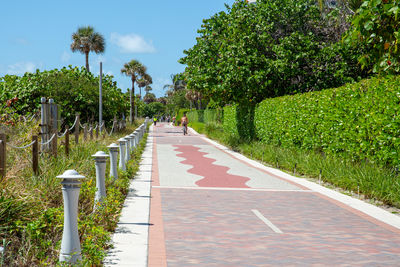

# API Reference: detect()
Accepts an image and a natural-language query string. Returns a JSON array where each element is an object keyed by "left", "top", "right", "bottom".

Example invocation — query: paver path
[{"left": 106, "top": 122, "right": 400, "bottom": 266}]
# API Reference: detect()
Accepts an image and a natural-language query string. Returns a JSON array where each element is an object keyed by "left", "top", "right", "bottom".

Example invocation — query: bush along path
[{"left": 0, "top": 120, "right": 150, "bottom": 266}]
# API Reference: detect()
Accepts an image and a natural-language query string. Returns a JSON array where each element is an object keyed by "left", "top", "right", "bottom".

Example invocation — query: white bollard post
[
  {"left": 92, "top": 151, "right": 109, "bottom": 206},
  {"left": 124, "top": 136, "right": 131, "bottom": 161},
  {"left": 57, "top": 170, "right": 85, "bottom": 264},
  {"left": 134, "top": 130, "right": 139, "bottom": 146},
  {"left": 118, "top": 138, "right": 127, "bottom": 171},
  {"left": 140, "top": 124, "right": 144, "bottom": 138},
  {"left": 131, "top": 132, "right": 137, "bottom": 148},
  {"left": 128, "top": 134, "right": 135, "bottom": 151},
  {"left": 107, "top": 143, "right": 119, "bottom": 180}
]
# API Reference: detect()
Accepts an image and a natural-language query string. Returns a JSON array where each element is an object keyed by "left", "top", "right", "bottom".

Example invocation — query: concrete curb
[{"left": 104, "top": 127, "right": 153, "bottom": 266}]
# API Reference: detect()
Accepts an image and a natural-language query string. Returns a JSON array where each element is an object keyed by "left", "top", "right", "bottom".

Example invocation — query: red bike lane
[{"left": 148, "top": 123, "right": 400, "bottom": 266}]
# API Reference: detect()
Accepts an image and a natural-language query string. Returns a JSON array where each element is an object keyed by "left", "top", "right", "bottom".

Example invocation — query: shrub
[
  {"left": 187, "top": 110, "right": 204, "bottom": 123},
  {"left": 0, "top": 66, "right": 128, "bottom": 125},
  {"left": 255, "top": 75, "right": 400, "bottom": 168},
  {"left": 223, "top": 104, "right": 255, "bottom": 141},
  {"left": 204, "top": 108, "right": 223, "bottom": 124}
]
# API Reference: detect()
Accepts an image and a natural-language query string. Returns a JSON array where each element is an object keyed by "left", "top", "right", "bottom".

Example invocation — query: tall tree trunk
[
  {"left": 85, "top": 51, "right": 90, "bottom": 72},
  {"left": 139, "top": 87, "right": 142, "bottom": 99},
  {"left": 131, "top": 77, "right": 135, "bottom": 122}
]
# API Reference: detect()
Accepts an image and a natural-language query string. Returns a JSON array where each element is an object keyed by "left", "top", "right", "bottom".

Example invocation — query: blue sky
[{"left": 0, "top": 0, "right": 236, "bottom": 97}]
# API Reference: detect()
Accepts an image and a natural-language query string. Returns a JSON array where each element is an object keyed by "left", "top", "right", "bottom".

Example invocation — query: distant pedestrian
[
  {"left": 181, "top": 113, "right": 188, "bottom": 135},
  {"left": 153, "top": 117, "right": 157, "bottom": 126}
]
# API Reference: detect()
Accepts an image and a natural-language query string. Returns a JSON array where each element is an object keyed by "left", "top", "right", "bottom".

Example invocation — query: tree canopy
[
  {"left": 345, "top": 0, "right": 400, "bottom": 74},
  {"left": 180, "top": 0, "right": 365, "bottom": 106}
]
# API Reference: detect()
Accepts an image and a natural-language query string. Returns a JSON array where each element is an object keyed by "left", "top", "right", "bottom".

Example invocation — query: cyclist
[{"left": 181, "top": 113, "right": 188, "bottom": 135}]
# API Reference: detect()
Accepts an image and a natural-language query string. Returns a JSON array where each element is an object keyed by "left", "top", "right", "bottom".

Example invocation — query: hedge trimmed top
[{"left": 251, "top": 75, "right": 400, "bottom": 168}]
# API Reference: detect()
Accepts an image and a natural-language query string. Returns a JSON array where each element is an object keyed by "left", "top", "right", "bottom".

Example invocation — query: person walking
[
  {"left": 181, "top": 113, "right": 188, "bottom": 135},
  {"left": 153, "top": 116, "right": 157, "bottom": 126}
]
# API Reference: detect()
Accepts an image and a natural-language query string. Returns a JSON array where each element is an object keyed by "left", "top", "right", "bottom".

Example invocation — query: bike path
[{"left": 106, "top": 122, "right": 400, "bottom": 266}]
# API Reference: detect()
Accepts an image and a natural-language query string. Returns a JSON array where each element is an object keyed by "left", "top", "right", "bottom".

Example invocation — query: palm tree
[
  {"left": 121, "top": 59, "right": 146, "bottom": 122},
  {"left": 70, "top": 26, "right": 105, "bottom": 72},
  {"left": 143, "top": 92, "right": 156, "bottom": 104},
  {"left": 185, "top": 89, "right": 203, "bottom": 110},
  {"left": 163, "top": 74, "right": 186, "bottom": 92},
  {"left": 137, "top": 73, "right": 153, "bottom": 99},
  {"left": 145, "top": 85, "right": 152, "bottom": 94}
]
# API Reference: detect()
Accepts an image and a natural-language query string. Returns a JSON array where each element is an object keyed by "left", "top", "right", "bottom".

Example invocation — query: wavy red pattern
[{"left": 174, "top": 145, "right": 250, "bottom": 188}]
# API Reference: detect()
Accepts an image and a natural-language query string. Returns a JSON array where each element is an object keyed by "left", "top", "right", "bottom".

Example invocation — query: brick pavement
[{"left": 147, "top": 122, "right": 400, "bottom": 266}]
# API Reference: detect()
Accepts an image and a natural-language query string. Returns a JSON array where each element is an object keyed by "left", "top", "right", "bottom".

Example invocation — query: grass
[
  {"left": 0, "top": 119, "right": 149, "bottom": 266},
  {"left": 191, "top": 121, "right": 400, "bottom": 209}
]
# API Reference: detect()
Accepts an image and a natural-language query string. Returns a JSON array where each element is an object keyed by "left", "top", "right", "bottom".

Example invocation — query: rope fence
[
  {"left": 0, "top": 112, "right": 127, "bottom": 180},
  {"left": 7, "top": 140, "right": 37, "bottom": 149},
  {"left": 39, "top": 133, "right": 56, "bottom": 145}
]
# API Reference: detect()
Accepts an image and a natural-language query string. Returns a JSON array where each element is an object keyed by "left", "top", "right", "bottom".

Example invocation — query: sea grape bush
[
  {"left": 223, "top": 105, "right": 255, "bottom": 141},
  {"left": 345, "top": 0, "right": 400, "bottom": 74},
  {"left": 0, "top": 66, "right": 129, "bottom": 125},
  {"left": 254, "top": 75, "right": 400, "bottom": 168},
  {"left": 187, "top": 110, "right": 204, "bottom": 123},
  {"left": 180, "top": 0, "right": 366, "bottom": 106}
]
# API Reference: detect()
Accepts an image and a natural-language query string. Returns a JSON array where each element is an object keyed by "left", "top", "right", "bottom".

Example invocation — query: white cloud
[
  {"left": 111, "top": 33, "right": 156, "bottom": 53},
  {"left": 7, "top": 62, "right": 36, "bottom": 75},
  {"left": 61, "top": 51, "right": 71, "bottom": 62}
]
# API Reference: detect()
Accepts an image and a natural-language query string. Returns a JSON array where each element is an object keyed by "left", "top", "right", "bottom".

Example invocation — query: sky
[{"left": 0, "top": 0, "right": 236, "bottom": 98}]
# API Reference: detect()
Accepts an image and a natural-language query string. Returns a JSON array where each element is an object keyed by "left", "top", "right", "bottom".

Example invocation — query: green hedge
[
  {"left": 186, "top": 109, "right": 224, "bottom": 124},
  {"left": 223, "top": 105, "right": 255, "bottom": 141},
  {"left": 255, "top": 75, "right": 400, "bottom": 167},
  {"left": 187, "top": 110, "right": 204, "bottom": 123},
  {"left": 204, "top": 109, "right": 223, "bottom": 124}
]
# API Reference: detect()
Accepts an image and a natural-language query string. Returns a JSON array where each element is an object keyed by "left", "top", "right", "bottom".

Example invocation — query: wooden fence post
[
  {"left": 95, "top": 123, "right": 99, "bottom": 139},
  {"left": 52, "top": 130, "right": 57, "bottom": 158},
  {"left": 32, "top": 135, "right": 39, "bottom": 175},
  {"left": 0, "top": 133, "right": 6, "bottom": 180},
  {"left": 75, "top": 113, "right": 80, "bottom": 144},
  {"left": 90, "top": 124, "right": 93, "bottom": 140},
  {"left": 65, "top": 125, "right": 69, "bottom": 156},
  {"left": 83, "top": 124, "right": 88, "bottom": 141}
]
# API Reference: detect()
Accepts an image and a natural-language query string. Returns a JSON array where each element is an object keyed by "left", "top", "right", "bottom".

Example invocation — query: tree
[
  {"left": 180, "top": 0, "right": 364, "bottom": 106},
  {"left": 163, "top": 73, "right": 186, "bottom": 92},
  {"left": 121, "top": 60, "right": 146, "bottom": 122},
  {"left": 143, "top": 102, "right": 165, "bottom": 117},
  {"left": 144, "top": 85, "right": 152, "bottom": 94},
  {"left": 137, "top": 73, "right": 153, "bottom": 99},
  {"left": 345, "top": 0, "right": 400, "bottom": 74},
  {"left": 143, "top": 92, "right": 156, "bottom": 104},
  {"left": 70, "top": 26, "right": 105, "bottom": 72},
  {"left": 185, "top": 89, "right": 203, "bottom": 109}
]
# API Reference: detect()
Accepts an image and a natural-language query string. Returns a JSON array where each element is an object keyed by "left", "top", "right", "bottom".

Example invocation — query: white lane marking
[
  {"left": 152, "top": 185, "right": 313, "bottom": 192},
  {"left": 252, "top": 209, "right": 283, "bottom": 234}
]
